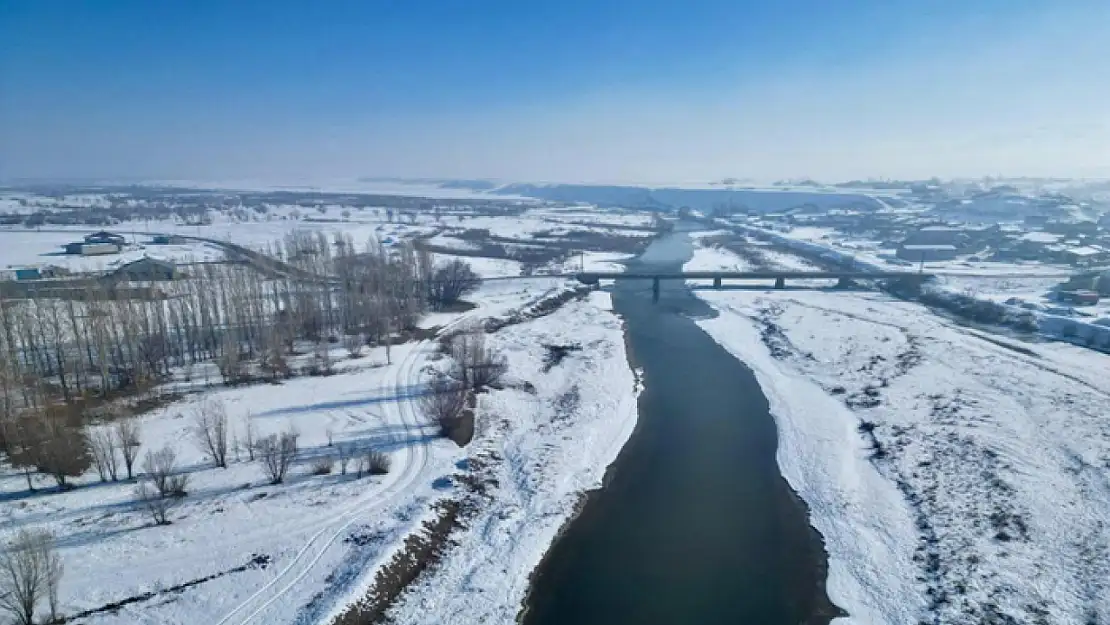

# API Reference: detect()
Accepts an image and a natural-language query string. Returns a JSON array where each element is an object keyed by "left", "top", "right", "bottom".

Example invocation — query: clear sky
[{"left": 2, "top": 0, "right": 1108, "bottom": 184}]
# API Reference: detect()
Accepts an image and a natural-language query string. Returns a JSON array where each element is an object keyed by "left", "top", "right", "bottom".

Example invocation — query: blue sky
[{"left": 2, "top": 0, "right": 1108, "bottom": 183}]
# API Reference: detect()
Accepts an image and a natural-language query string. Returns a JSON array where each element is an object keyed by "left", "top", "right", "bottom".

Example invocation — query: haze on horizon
[{"left": 2, "top": 0, "right": 1109, "bottom": 185}]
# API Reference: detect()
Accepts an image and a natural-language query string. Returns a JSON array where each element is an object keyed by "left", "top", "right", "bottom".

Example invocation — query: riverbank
[
  {"left": 686, "top": 241, "right": 1110, "bottom": 624},
  {"left": 382, "top": 291, "right": 641, "bottom": 624}
]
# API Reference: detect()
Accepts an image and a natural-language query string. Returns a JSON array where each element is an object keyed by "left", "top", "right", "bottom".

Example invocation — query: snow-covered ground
[
  {"left": 371, "top": 291, "right": 639, "bottom": 624},
  {"left": 0, "top": 278, "right": 638, "bottom": 625},
  {"left": 684, "top": 243, "right": 1110, "bottom": 624}
]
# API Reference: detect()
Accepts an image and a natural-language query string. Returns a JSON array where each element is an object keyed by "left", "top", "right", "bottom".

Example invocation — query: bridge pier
[
  {"left": 652, "top": 277, "right": 660, "bottom": 303},
  {"left": 713, "top": 277, "right": 722, "bottom": 289},
  {"left": 774, "top": 277, "right": 785, "bottom": 289},
  {"left": 836, "top": 277, "right": 856, "bottom": 289}
]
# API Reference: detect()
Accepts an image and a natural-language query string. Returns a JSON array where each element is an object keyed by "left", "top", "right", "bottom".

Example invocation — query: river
[{"left": 523, "top": 228, "right": 842, "bottom": 625}]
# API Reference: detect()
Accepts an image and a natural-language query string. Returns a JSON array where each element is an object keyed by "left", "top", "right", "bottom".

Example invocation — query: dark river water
[{"left": 523, "top": 229, "right": 842, "bottom": 625}]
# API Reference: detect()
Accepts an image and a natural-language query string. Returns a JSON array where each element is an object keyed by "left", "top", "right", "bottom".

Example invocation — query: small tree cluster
[
  {"left": 88, "top": 426, "right": 119, "bottom": 482},
  {"left": 427, "top": 259, "right": 480, "bottom": 309},
  {"left": 1, "top": 406, "right": 92, "bottom": 491},
  {"left": 446, "top": 330, "right": 506, "bottom": 390}
]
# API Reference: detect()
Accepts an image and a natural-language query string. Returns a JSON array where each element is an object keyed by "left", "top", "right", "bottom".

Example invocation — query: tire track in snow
[
  {"left": 215, "top": 339, "right": 432, "bottom": 625},
  {"left": 218, "top": 311, "right": 480, "bottom": 625}
]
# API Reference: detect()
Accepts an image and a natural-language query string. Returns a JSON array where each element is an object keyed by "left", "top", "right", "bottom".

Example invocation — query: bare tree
[
  {"left": 0, "top": 528, "right": 56, "bottom": 625},
  {"left": 447, "top": 330, "right": 507, "bottom": 390},
  {"left": 44, "top": 536, "right": 62, "bottom": 624},
  {"left": 257, "top": 429, "right": 297, "bottom": 484},
  {"left": 114, "top": 419, "right": 141, "bottom": 480},
  {"left": 35, "top": 411, "right": 90, "bottom": 490},
  {"left": 243, "top": 415, "right": 256, "bottom": 461},
  {"left": 142, "top": 446, "right": 188, "bottom": 498},
  {"left": 230, "top": 428, "right": 241, "bottom": 463},
  {"left": 419, "top": 376, "right": 468, "bottom": 437},
  {"left": 191, "top": 398, "right": 229, "bottom": 468},
  {"left": 88, "top": 427, "right": 119, "bottom": 482},
  {"left": 2, "top": 413, "right": 43, "bottom": 492}
]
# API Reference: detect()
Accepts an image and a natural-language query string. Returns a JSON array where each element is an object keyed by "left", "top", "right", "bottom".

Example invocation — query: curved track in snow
[{"left": 215, "top": 338, "right": 435, "bottom": 625}]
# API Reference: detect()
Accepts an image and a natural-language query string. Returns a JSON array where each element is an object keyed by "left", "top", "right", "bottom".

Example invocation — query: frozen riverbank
[
  {"left": 685, "top": 242, "right": 1110, "bottom": 624},
  {"left": 383, "top": 291, "right": 640, "bottom": 624}
]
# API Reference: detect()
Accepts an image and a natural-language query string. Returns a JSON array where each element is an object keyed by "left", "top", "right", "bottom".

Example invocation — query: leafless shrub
[
  {"left": 365, "top": 449, "right": 390, "bottom": 475},
  {"left": 446, "top": 330, "right": 506, "bottom": 390},
  {"left": 0, "top": 528, "right": 61, "bottom": 625},
  {"left": 343, "top": 333, "right": 364, "bottom": 358},
  {"left": 257, "top": 429, "right": 298, "bottom": 484},
  {"left": 310, "top": 455, "right": 334, "bottom": 475},
  {"left": 325, "top": 428, "right": 334, "bottom": 447},
  {"left": 419, "top": 376, "right": 468, "bottom": 438},
  {"left": 88, "top": 426, "right": 119, "bottom": 482},
  {"left": 191, "top": 398, "right": 229, "bottom": 468},
  {"left": 113, "top": 419, "right": 141, "bottom": 480}
]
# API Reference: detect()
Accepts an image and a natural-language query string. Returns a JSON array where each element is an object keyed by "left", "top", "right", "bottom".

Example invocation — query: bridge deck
[{"left": 577, "top": 270, "right": 931, "bottom": 280}]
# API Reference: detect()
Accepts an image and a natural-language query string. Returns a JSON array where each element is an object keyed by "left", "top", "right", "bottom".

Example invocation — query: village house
[{"left": 62, "top": 230, "right": 127, "bottom": 255}]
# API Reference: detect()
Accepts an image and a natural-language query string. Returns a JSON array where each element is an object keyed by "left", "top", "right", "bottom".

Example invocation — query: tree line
[{"left": 0, "top": 231, "right": 480, "bottom": 490}]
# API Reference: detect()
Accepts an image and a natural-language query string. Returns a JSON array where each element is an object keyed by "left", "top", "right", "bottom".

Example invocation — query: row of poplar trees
[{"left": 0, "top": 230, "right": 478, "bottom": 492}]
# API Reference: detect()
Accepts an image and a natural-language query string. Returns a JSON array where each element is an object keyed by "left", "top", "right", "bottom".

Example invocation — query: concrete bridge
[{"left": 575, "top": 270, "right": 934, "bottom": 302}]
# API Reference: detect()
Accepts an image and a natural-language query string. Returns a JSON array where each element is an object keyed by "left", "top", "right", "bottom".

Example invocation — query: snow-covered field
[
  {"left": 685, "top": 243, "right": 1110, "bottom": 624},
  {"left": 0, "top": 230, "right": 224, "bottom": 273},
  {"left": 0, "top": 279, "right": 639, "bottom": 625},
  {"left": 0, "top": 203, "right": 653, "bottom": 277}
]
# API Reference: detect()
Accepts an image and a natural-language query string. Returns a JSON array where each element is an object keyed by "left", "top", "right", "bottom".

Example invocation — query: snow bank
[
  {"left": 386, "top": 291, "right": 641, "bottom": 624},
  {"left": 694, "top": 297, "right": 922, "bottom": 624},
  {"left": 690, "top": 288, "right": 1110, "bottom": 624}
]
